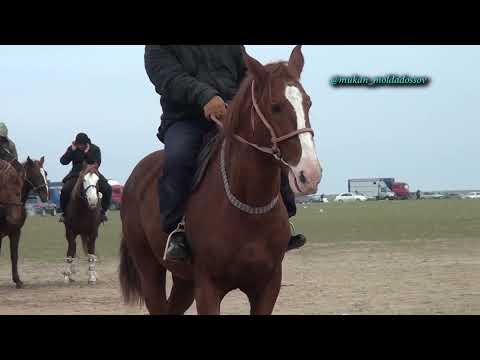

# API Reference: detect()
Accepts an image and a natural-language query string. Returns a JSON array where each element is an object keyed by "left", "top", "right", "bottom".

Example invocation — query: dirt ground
[{"left": 1, "top": 238, "right": 479, "bottom": 315}]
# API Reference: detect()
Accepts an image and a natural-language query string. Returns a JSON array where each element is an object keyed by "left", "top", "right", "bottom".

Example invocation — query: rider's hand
[
  {"left": 203, "top": 96, "right": 227, "bottom": 121},
  {"left": 71, "top": 142, "right": 77, "bottom": 151},
  {"left": 84, "top": 143, "right": 90, "bottom": 153}
]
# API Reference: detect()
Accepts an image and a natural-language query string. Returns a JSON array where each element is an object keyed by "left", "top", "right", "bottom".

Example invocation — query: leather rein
[{"left": 210, "top": 81, "right": 314, "bottom": 214}]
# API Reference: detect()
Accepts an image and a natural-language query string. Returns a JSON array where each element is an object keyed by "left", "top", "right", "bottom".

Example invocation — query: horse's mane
[
  {"left": 0, "top": 158, "right": 25, "bottom": 178},
  {"left": 222, "top": 61, "right": 295, "bottom": 137}
]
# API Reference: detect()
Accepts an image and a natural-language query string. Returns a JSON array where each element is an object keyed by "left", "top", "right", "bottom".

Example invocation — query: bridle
[
  {"left": 23, "top": 163, "right": 49, "bottom": 198},
  {"left": 211, "top": 80, "right": 314, "bottom": 164},
  {"left": 211, "top": 80, "right": 315, "bottom": 214},
  {"left": 78, "top": 172, "right": 100, "bottom": 205},
  {"left": 24, "top": 177, "right": 48, "bottom": 193}
]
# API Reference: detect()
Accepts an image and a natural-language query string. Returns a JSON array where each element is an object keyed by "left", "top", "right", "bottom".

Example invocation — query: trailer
[{"left": 347, "top": 178, "right": 396, "bottom": 200}]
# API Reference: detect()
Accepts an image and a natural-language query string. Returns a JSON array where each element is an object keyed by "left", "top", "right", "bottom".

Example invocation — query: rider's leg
[
  {"left": 98, "top": 175, "right": 112, "bottom": 221},
  {"left": 280, "top": 171, "right": 307, "bottom": 251},
  {"left": 59, "top": 177, "right": 76, "bottom": 222},
  {"left": 158, "top": 120, "right": 210, "bottom": 261}
]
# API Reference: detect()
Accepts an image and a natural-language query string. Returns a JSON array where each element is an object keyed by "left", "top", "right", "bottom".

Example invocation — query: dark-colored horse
[
  {"left": 0, "top": 157, "right": 49, "bottom": 288},
  {"left": 120, "top": 46, "right": 322, "bottom": 314},
  {"left": 62, "top": 164, "right": 102, "bottom": 284}
]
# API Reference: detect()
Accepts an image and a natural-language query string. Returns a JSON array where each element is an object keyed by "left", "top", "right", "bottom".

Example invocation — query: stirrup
[{"left": 163, "top": 220, "right": 186, "bottom": 261}]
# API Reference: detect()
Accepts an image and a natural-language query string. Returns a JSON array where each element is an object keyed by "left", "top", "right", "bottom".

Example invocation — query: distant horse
[
  {"left": 0, "top": 157, "right": 49, "bottom": 288},
  {"left": 62, "top": 164, "right": 102, "bottom": 284},
  {"left": 120, "top": 46, "right": 322, "bottom": 314}
]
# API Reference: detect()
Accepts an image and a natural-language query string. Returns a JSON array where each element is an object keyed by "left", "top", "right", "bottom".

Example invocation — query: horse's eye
[{"left": 271, "top": 104, "right": 282, "bottom": 113}]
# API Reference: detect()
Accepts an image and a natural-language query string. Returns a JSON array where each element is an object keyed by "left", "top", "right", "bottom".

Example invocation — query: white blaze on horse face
[
  {"left": 284, "top": 85, "right": 322, "bottom": 195},
  {"left": 83, "top": 173, "right": 99, "bottom": 209},
  {"left": 40, "top": 168, "right": 49, "bottom": 198}
]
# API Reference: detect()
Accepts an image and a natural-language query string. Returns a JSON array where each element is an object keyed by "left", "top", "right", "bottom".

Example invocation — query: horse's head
[
  {"left": 0, "top": 160, "right": 24, "bottom": 225},
  {"left": 24, "top": 156, "right": 49, "bottom": 202},
  {"left": 77, "top": 163, "right": 101, "bottom": 210},
  {"left": 238, "top": 45, "right": 322, "bottom": 195}
]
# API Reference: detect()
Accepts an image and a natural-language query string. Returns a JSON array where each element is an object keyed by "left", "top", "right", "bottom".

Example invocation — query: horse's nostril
[{"left": 299, "top": 171, "right": 307, "bottom": 184}]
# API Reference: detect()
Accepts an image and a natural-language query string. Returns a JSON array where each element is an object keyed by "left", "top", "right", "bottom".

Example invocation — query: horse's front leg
[
  {"left": 194, "top": 275, "right": 223, "bottom": 315},
  {"left": 9, "top": 230, "right": 23, "bottom": 289},
  {"left": 63, "top": 230, "right": 77, "bottom": 283},
  {"left": 247, "top": 266, "right": 282, "bottom": 315},
  {"left": 84, "top": 234, "right": 98, "bottom": 285}
]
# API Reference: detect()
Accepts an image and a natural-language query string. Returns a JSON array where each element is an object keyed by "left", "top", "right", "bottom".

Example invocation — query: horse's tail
[{"left": 119, "top": 233, "right": 143, "bottom": 305}]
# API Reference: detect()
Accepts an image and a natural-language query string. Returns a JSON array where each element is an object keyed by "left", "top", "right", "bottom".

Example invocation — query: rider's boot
[
  {"left": 287, "top": 234, "right": 307, "bottom": 251},
  {"left": 164, "top": 222, "right": 190, "bottom": 262},
  {"left": 286, "top": 221, "right": 307, "bottom": 251}
]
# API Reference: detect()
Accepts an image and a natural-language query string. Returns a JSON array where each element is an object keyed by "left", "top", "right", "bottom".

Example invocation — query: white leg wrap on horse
[
  {"left": 71, "top": 257, "right": 78, "bottom": 274},
  {"left": 63, "top": 257, "right": 74, "bottom": 283},
  {"left": 87, "top": 254, "right": 97, "bottom": 283}
]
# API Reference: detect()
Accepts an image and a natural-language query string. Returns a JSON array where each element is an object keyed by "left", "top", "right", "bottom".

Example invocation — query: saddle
[{"left": 190, "top": 128, "right": 221, "bottom": 193}]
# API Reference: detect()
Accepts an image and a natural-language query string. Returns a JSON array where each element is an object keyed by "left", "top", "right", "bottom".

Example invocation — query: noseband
[
  {"left": 80, "top": 184, "right": 98, "bottom": 201},
  {"left": 24, "top": 178, "right": 47, "bottom": 193}
]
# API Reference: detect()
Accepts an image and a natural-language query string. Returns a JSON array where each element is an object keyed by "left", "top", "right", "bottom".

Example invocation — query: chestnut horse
[
  {"left": 120, "top": 46, "right": 322, "bottom": 314},
  {"left": 62, "top": 164, "right": 103, "bottom": 284},
  {"left": 0, "top": 157, "right": 49, "bottom": 288}
]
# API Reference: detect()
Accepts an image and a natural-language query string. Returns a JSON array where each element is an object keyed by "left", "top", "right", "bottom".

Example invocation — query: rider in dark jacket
[
  {"left": 145, "top": 45, "right": 306, "bottom": 262},
  {"left": 59, "top": 133, "right": 112, "bottom": 222},
  {"left": 0, "top": 122, "right": 18, "bottom": 162}
]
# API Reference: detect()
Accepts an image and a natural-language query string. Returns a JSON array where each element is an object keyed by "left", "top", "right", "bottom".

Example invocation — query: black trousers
[
  {"left": 60, "top": 173, "right": 112, "bottom": 213},
  {"left": 158, "top": 120, "right": 297, "bottom": 234}
]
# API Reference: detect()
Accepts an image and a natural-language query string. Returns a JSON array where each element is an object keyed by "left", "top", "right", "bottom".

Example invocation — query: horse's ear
[
  {"left": 26, "top": 156, "right": 34, "bottom": 166},
  {"left": 242, "top": 47, "right": 268, "bottom": 84},
  {"left": 288, "top": 45, "right": 304, "bottom": 80},
  {"left": 40, "top": 156, "right": 45, "bottom": 166}
]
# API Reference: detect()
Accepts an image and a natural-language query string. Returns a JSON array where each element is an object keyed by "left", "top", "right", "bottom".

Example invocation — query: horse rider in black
[
  {"left": 144, "top": 45, "right": 307, "bottom": 262},
  {"left": 58, "top": 133, "right": 112, "bottom": 222}
]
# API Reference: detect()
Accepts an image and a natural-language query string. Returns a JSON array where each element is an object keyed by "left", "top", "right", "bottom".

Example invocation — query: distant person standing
[{"left": 416, "top": 190, "right": 421, "bottom": 200}]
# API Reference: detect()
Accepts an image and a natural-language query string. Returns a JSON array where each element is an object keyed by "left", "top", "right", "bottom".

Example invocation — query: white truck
[{"left": 347, "top": 178, "right": 396, "bottom": 200}]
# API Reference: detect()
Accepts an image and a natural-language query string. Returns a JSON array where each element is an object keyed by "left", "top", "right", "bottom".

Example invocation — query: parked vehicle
[
  {"left": 348, "top": 178, "right": 395, "bottom": 200},
  {"left": 462, "top": 192, "right": 480, "bottom": 200},
  {"left": 108, "top": 180, "right": 124, "bottom": 210},
  {"left": 390, "top": 182, "right": 410, "bottom": 199},
  {"left": 420, "top": 192, "right": 445, "bottom": 200},
  {"left": 25, "top": 194, "right": 57, "bottom": 216},
  {"left": 334, "top": 192, "right": 368, "bottom": 203},
  {"left": 348, "top": 177, "right": 410, "bottom": 200},
  {"left": 48, "top": 181, "right": 63, "bottom": 212}
]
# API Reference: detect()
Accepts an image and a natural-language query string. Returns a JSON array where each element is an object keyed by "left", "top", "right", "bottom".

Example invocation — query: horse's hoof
[
  {"left": 15, "top": 281, "right": 24, "bottom": 289},
  {"left": 64, "top": 276, "right": 71, "bottom": 284},
  {"left": 88, "top": 280, "right": 97, "bottom": 285}
]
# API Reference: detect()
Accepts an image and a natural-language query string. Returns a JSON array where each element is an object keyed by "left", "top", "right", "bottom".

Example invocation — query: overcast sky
[{"left": 1, "top": 45, "right": 478, "bottom": 193}]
